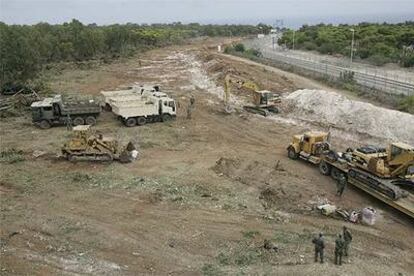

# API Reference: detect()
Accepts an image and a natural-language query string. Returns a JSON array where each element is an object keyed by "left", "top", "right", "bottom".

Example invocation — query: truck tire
[
  {"left": 330, "top": 167, "right": 341, "bottom": 180},
  {"left": 39, "top": 120, "right": 51, "bottom": 129},
  {"left": 125, "top": 117, "right": 136, "bottom": 127},
  {"left": 85, "top": 116, "right": 97, "bottom": 126},
  {"left": 287, "top": 146, "right": 299, "bottom": 160},
  {"left": 73, "top": 117, "right": 85, "bottom": 126},
  {"left": 319, "top": 160, "right": 331, "bottom": 175},
  {"left": 161, "top": 114, "right": 171, "bottom": 122},
  {"left": 137, "top": 117, "right": 146, "bottom": 126}
]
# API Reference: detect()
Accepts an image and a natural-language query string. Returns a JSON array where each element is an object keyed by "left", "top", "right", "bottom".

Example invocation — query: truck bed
[
  {"left": 111, "top": 101, "right": 158, "bottom": 118},
  {"left": 61, "top": 102, "right": 101, "bottom": 115}
]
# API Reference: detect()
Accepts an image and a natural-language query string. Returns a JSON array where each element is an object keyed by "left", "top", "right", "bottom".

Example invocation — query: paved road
[{"left": 244, "top": 36, "right": 414, "bottom": 96}]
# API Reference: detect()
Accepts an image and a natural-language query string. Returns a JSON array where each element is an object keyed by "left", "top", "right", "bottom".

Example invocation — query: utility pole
[
  {"left": 292, "top": 30, "right": 295, "bottom": 50},
  {"left": 350, "top": 28, "right": 355, "bottom": 66}
]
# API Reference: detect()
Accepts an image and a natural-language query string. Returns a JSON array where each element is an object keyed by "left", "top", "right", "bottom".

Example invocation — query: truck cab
[
  {"left": 159, "top": 97, "right": 176, "bottom": 118},
  {"left": 287, "top": 131, "right": 330, "bottom": 164},
  {"left": 31, "top": 97, "right": 59, "bottom": 123}
]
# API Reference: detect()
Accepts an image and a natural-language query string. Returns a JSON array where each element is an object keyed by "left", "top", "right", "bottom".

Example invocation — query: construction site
[{"left": 1, "top": 36, "right": 413, "bottom": 275}]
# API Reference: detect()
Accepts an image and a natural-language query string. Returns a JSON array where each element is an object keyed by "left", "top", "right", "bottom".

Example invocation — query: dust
[{"left": 283, "top": 89, "right": 414, "bottom": 145}]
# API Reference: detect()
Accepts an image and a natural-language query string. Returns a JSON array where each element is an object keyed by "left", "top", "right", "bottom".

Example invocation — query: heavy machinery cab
[
  {"left": 288, "top": 131, "right": 330, "bottom": 164},
  {"left": 351, "top": 142, "right": 414, "bottom": 178},
  {"left": 31, "top": 97, "right": 59, "bottom": 121},
  {"left": 159, "top": 97, "right": 176, "bottom": 115},
  {"left": 254, "top": 90, "right": 281, "bottom": 107}
]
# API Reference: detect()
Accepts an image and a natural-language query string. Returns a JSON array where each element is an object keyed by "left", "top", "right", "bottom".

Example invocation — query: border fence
[{"left": 244, "top": 38, "right": 414, "bottom": 97}]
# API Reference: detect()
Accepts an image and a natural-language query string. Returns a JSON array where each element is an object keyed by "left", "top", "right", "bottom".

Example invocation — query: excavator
[
  {"left": 61, "top": 125, "right": 138, "bottom": 163},
  {"left": 224, "top": 74, "right": 281, "bottom": 116}
]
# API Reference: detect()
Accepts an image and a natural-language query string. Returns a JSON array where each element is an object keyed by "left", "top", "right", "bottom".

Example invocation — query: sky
[{"left": 1, "top": 0, "right": 413, "bottom": 27}]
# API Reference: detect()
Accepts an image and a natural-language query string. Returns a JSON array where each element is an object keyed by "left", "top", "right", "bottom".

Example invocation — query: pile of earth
[{"left": 283, "top": 89, "right": 414, "bottom": 145}]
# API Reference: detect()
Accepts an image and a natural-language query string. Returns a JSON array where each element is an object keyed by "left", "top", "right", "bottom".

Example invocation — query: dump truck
[
  {"left": 111, "top": 94, "right": 176, "bottom": 127},
  {"left": 287, "top": 132, "right": 414, "bottom": 219},
  {"left": 61, "top": 125, "right": 138, "bottom": 162},
  {"left": 31, "top": 95, "right": 101, "bottom": 129},
  {"left": 101, "top": 84, "right": 160, "bottom": 110}
]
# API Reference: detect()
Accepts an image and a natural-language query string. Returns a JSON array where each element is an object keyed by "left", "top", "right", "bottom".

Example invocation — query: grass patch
[
  {"left": 242, "top": 230, "right": 260, "bottom": 239},
  {"left": 201, "top": 263, "right": 222, "bottom": 276},
  {"left": 0, "top": 148, "right": 25, "bottom": 163}
]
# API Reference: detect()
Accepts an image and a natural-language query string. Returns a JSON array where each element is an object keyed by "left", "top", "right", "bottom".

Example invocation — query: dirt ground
[{"left": 1, "top": 38, "right": 413, "bottom": 275}]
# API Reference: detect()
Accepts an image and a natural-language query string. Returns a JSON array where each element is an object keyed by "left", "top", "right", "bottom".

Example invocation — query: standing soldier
[
  {"left": 312, "top": 233, "right": 325, "bottom": 263},
  {"left": 335, "top": 234, "right": 345, "bottom": 265},
  {"left": 336, "top": 174, "right": 347, "bottom": 197},
  {"left": 66, "top": 114, "right": 72, "bottom": 131},
  {"left": 343, "top": 226, "right": 353, "bottom": 257},
  {"left": 187, "top": 95, "right": 195, "bottom": 120}
]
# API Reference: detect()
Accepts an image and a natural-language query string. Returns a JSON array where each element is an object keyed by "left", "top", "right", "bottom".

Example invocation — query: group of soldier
[{"left": 312, "top": 226, "right": 353, "bottom": 265}]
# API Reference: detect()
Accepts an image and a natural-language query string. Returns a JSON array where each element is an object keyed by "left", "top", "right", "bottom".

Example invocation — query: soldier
[
  {"left": 66, "top": 114, "right": 72, "bottom": 131},
  {"left": 187, "top": 95, "right": 195, "bottom": 120},
  {"left": 312, "top": 233, "right": 325, "bottom": 263},
  {"left": 336, "top": 174, "right": 347, "bottom": 197},
  {"left": 343, "top": 226, "right": 353, "bottom": 257},
  {"left": 335, "top": 234, "right": 345, "bottom": 265}
]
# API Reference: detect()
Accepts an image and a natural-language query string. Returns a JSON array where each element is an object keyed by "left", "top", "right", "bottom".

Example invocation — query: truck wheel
[
  {"left": 125, "top": 117, "right": 136, "bottom": 127},
  {"left": 137, "top": 117, "right": 146, "bottom": 126},
  {"left": 287, "top": 146, "right": 299, "bottom": 160},
  {"left": 85, "top": 116, "right": 97, "bottom": 125},
  {"left": 38, "top": 120, "right": 51, "bottom": 129},
  {"left": 161, "top": 114, "right": 171, "bottom": 122},
  {"left": 319, "top": 160, "right": 331, "bottom": 175},
  {"left": 330, "top": 167, "right": 341, "bottom": 180},
  {"left": 73, "top": 117, "right": 85, "bottom": 126}
]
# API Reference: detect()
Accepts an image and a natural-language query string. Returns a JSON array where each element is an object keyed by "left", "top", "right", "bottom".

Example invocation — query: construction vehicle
[
  {"left": 101, "top": 84, "right": 160, "bottom": 110},
  {"left": 287, "top": 131, "right": 330, "bottom": 164},
  {"left": 287, "top": 131, "right": 414, "bottom": 218},
  {"left": 31, "top": 95, "right": 101, "bottom": 129},
  {"left": 224, "top": 74, "right": 281, "bottom": 116},
  {"left": 111, "top": 94, "right": 176, "bottom": 127},
  {"left": 61, "top": 125, "right": 137, "bottom": 162}
]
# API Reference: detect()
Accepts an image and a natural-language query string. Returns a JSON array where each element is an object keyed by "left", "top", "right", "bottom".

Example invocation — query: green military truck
[{"left": 31, "top": 95, "right": 101, "bottom": 129}]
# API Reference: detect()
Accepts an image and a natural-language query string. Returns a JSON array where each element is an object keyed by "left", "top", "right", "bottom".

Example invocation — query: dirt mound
[{"left": 284, "top": 89, "right": 414, "bottom": 145}]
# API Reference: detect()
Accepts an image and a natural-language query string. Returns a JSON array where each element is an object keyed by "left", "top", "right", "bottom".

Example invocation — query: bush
[
  {"left": 234, "top": 43, "right": 245, "bottom": 52},
  {"left": 302, "top": 41, "right": 317, "bottom": 51},
  {"left": 398, "top": 95, "right": 414, "bottom": 114},
  {"left": 366, "top": 54, "right": 392, "bottom": 66}
]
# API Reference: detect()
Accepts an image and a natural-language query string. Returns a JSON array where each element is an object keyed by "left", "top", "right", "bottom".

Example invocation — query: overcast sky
[{"left": 1, "top": 0, "right": 413, "bottom": 27}]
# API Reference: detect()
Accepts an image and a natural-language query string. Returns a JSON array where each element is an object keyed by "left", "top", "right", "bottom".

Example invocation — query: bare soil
[{"left": 1, "top": 38, "right": 413, "bottom": 275}]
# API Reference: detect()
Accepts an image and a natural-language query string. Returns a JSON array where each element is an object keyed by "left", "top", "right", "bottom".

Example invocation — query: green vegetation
[
  {"left": 278, "top": 21, "right": 414, "bottom": 67},
  {"left": 398, "top": 95, "right": 414, "bottom": 114},
  {"left": 224, "top": 43, "right": 262, "bottom": 59},
  {"left": 0, "top": 148, "right": 25, "bottom": 163},
  {"left": 0, "top": 20, "right": 270, "bottom": 91}
]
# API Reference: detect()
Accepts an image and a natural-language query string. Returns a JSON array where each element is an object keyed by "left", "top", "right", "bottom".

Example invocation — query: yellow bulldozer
[
  {"left": 224, "top": 74, "right": 281, "bottom": 116},
  {"left": 61, "top": 125, "right": 137, "bottom": 163}
]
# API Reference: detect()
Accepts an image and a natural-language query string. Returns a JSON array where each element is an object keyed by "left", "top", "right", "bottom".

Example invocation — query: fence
[{"left": 244, "top": 39, "right": 414, "bottom": 97}]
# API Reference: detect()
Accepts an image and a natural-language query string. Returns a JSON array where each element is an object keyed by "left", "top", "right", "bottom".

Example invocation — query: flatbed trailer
[{"left": 319, "top": 156, "right": 414, "bottom": 220}]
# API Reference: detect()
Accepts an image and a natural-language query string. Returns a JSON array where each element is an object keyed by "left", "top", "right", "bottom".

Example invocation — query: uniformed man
[
  {"left": 66, "top": 114, "right": 72, "bottom": 131},
  {"left": 335, "top": 234, "right": 345, "bottom": 265},
  {"left": 187, "top": 95, "right": 195, "bottom": 120},
  {"left": 343, "top": 226, "right": 353, "bottom": 257},
  {"left": 312, "top": 233, "right": 325, "bottom": 263},
  {"left": 336, "top": 174, "right": 347, "bottom": 196}
]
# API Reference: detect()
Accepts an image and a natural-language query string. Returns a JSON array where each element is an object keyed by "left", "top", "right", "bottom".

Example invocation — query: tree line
[
  {"left": 278, "top": 22, "right": 414, "bottom": 67},
  {"left": 0, "top": 20, "right": 268, "bottom": 91}
]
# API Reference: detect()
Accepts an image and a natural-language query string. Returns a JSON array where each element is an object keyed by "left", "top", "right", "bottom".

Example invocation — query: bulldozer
[
  {"left": 224, "top": 74, "right": 281, "bottom": 116},
  {"left": 348, "top": 142, "right": 414, "bottom": 189},
  {"left": 287, "top": 131, "right": 330, "bottom": 164},
  {"left": 61, "top": 125, "right": 138, "bottom": 163}
]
